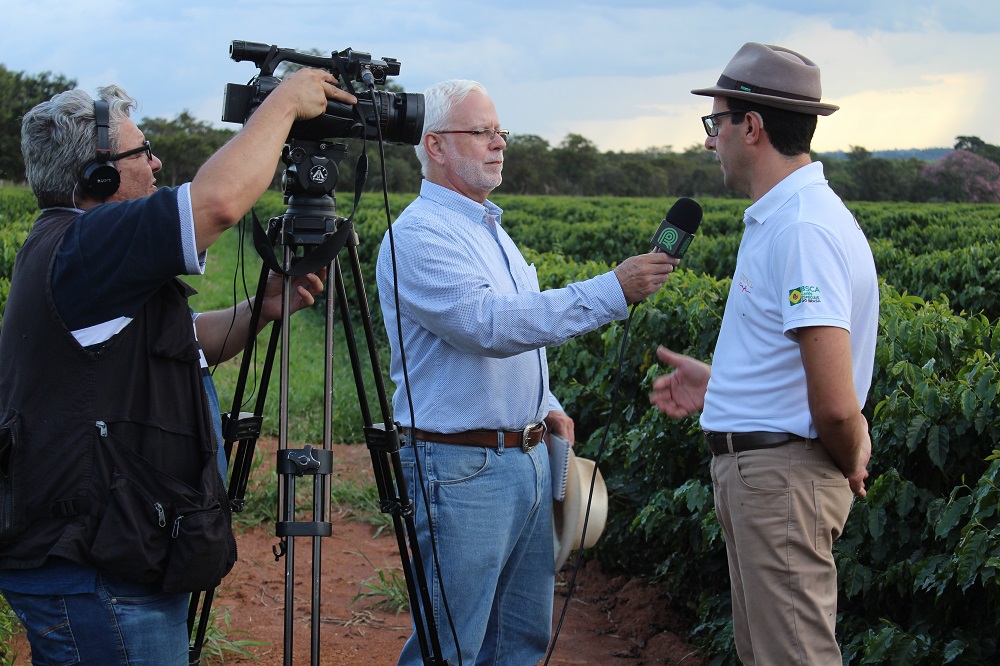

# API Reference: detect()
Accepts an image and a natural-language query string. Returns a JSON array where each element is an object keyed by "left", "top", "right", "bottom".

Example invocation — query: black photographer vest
[{"left": 0, "top": 209, "right": 236, "bottom": 591}]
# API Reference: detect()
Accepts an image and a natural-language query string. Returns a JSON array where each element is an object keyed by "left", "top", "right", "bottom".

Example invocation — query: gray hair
[
  {"left": 21, "top": 85, "right": 138, "bottom": 207},
  {"left": 414, "top": 79, "right": 488, "bottom": 177}
]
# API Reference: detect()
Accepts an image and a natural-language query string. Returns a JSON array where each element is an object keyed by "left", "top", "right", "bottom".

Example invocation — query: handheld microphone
[{"left": 650, "top": 197, "right": 702, "bottom": 258}]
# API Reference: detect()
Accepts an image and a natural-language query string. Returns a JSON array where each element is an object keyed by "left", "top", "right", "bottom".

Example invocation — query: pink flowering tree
[{"left": 922, "top": 149, "right": 1000, "bottom": 203}]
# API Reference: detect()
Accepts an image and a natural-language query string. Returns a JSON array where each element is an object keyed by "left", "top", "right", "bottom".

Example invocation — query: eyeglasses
[
  {"left": 109, "top": 140, "right": 152, "bottom": 162},
  {"left": 701, "top": 111, "right": 746, "bottom": 137},
  {"left": 434, "top": 129, "right": 510, "bottom": 142}
]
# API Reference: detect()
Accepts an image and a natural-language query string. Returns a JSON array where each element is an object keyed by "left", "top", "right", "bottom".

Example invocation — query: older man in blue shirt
[{"left": 376, "top": 79, "right": 678, "bottom": 666}]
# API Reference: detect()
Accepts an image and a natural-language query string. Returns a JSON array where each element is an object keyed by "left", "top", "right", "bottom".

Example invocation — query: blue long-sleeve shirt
[{"left": 375, "top": 180, "right": 628, "bottom": 433}]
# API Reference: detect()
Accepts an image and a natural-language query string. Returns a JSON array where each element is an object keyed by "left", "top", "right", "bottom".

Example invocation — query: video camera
[{"left": 222, "top": 40, "right": 424, "bottom": 145}]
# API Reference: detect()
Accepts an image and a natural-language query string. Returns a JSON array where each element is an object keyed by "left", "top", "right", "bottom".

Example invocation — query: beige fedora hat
[
  {"left": 691, "top": 42, "right": 839, "bottom": 116},
  {"left": 553, "top": 449, "right": 608, "bottom": 572}
]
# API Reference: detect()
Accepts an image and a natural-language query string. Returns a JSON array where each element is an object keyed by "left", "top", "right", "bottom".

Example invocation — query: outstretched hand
[
  {"left": 648, "top": 345, "right": 711, "bottom": 419},
  {"left": 613, "top": 252, "right": 680, "bottom": 304}
]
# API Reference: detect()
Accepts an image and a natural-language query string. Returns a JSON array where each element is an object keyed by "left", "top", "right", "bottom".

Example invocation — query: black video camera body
[{"left": 222, "top": 40, "right": 424, "bottom": 145}]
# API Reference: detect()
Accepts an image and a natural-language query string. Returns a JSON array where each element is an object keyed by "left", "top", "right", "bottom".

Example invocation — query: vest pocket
[
  {"left": 90, "top": 435, "right": 236, "bottom": 592},
  {"left": 162, "top": 502, "right": 232, "bottom": 593},
  {"left": 0, "top": 411, "right": 22, "bottom": 544},
  {"left": 90, "top": 474, "right": 172, "bottom": 582}
]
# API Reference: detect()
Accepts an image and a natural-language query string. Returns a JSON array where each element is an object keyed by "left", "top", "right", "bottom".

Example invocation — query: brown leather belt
[
  {"left": 403, "top": 424, "right": 545, "bottom": 452},
  {"left": 703, "top": 431, "right": 804, "bottom": 455}
]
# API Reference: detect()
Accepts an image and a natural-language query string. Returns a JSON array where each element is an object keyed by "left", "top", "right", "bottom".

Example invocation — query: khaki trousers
[{"left": 711, "top": 440, "right": 854, "bottom": 665}]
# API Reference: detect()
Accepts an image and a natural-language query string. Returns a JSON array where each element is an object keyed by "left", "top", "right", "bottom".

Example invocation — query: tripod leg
[
  {"left": 334, "top": 240, "right": 453, "bottom": 665},
  {"left": 189, "top": 259, "right": 277, "bottom": 665}
]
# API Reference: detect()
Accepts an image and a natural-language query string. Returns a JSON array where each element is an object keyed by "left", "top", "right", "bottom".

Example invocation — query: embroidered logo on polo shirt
[{"left": 789, "top": 286, "right": 821, "bottom": 306}]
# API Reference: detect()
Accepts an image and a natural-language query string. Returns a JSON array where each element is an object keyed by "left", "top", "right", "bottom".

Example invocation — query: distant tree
[
  {"left": 0, "top": 64, "right": 76, "bottom": 183},
  {"left": 595, "top": 151, "right": 670, "bottom": 197},
  {"left": 666, "top": 144, "right": 733, "bottom": 199},
  {"left": 923, "top": 149, "right": 1000, "bottom": 203},
  {"left": 499, "top": 134, "right": 557, "bottom": 195},
  {"left": 338, "top": 141, "right": 421, "bottom": 194},
  {"left": 837, "top": 146, "right": 926, "bottom": 202},
  {"left": 139, "top": 112, "right": 236, "bottom": 187},
  {"left": 553, "top": 133, "right": 601, "bottom": 195},
  {"left": 954, "top": 136, "right": 1000, "bottom": 167}
]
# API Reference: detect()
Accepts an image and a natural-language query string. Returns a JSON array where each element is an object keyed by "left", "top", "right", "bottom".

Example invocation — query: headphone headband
[
  {"left": 94, "top": 99, "right": 112, "bottom": 162},
  {"left": 80, "top": 98, "right": 120, "bottom": 200}
]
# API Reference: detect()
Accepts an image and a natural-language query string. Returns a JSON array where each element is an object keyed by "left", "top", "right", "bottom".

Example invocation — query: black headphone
[{"left": 80, "top": 99, "right": 121, "bottom": 200}]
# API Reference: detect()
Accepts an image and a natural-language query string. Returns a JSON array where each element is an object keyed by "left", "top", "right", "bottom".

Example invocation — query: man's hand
[
  {"left": 544, "top": 410, "right": 575, "bottom": 445},
  {"left": 649, "top": 345, "right": 711, "bottom": 419},
  {"left": 260, "top": 269, "right": 327, "bottom": 325},
  {"left": 845, "top": 425, "right": 872, "bottom": 498},
  {"left": 269, "top": 67, "right": 358, "bottom": 123},
  {"left": 613, "top": 252, "right": 680, "bottom": 304}
]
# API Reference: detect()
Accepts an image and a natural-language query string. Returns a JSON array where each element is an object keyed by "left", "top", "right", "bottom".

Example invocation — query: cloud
[{"left": 2, "top": 0, "right": 998, "bottom": 153}]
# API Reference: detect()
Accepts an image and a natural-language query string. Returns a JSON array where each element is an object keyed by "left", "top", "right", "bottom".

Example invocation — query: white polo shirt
[{"left": 700, "top": 162, "right": 879, "bottom": 438}]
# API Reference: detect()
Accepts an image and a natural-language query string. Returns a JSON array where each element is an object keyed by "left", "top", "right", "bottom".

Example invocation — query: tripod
[{"left": 187, "top": 139, "right": 450, "bottom": 666}]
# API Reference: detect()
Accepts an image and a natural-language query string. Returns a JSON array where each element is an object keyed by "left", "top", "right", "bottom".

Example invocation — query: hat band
[{"left": 717, "top": 74, "right": 821, "bottom": 103}]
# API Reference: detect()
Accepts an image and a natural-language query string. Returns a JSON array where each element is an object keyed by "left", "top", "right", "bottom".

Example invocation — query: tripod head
[{"left": 276, "top": 139, "right": 350, "bottom": 248}]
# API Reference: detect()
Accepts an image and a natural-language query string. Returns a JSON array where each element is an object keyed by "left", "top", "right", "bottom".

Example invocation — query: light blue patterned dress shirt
[{"left": 376, "top": 180, "right": 628, "bottom": 433}]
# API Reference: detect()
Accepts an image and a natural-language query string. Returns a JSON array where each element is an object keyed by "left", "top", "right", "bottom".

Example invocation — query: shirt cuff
[{"left": 177, "top": 183, "right": 206, "bottom": 274}]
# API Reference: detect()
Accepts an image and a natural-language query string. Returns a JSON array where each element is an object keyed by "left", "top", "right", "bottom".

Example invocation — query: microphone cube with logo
[{"left": 650, "top": 197, "right": 702, "bottom": 258}]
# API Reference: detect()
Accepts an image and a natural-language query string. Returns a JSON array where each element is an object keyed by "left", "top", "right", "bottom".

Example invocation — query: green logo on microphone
[{"left": 657, "top": 227, "right": 679, "bottom": 251}]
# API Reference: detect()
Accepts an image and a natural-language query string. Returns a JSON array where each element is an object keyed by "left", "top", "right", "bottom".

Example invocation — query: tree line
[{"left": 3, "top": 63, "right": 1000, "bottom": 203}]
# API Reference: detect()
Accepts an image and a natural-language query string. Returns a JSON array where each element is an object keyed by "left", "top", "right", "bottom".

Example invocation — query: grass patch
[
  {"left": 352, "top": 552, "right": 409, "bottom": 615},
  {"left": 0, "top": 596, "right": 22, "bottom": 666},
  {"left": 186, "top": 223, "right": 392, "bottom": 445},
  {"left": 198, "top": 607, "right": 267, "bottom": 664}
]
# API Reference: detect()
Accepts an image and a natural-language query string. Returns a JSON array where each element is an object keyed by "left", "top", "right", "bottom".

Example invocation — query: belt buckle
[{"left": 521, "top": 423, "right": 539, "bottom": 453}]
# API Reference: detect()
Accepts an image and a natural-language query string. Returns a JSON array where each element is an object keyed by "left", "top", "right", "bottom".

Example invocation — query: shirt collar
[
  {"left": 744, "top": 161, "right": 826, "bottom": 226},
  {"left": 419, "top": 179, "right": 504, "bottom": 225}
]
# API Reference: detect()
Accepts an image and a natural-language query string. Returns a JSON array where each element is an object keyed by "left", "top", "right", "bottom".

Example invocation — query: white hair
[
  {"left": 414, "top": 79, "right": 488, "bottom": 177},
  {"left": 21, "top": 85, "right": 137, "bottom": 207}
]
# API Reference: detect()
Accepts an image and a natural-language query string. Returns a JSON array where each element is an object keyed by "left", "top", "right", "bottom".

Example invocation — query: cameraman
[{"left": 0, "top": 68, "right": 355, "bottom": 664}]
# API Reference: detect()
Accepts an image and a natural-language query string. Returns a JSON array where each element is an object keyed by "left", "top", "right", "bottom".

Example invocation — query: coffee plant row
[{"left": 2, "top": 188, "right": 998, "bottom": 664}]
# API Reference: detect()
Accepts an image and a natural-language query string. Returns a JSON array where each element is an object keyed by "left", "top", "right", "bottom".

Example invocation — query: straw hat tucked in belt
[{"left": 552, "top": 448, "right": 608, "bottom": 572}]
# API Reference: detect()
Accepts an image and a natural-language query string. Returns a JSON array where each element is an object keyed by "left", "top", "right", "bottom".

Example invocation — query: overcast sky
[{"left": 4, "top": 0, "right": 999, "bottom": 154}]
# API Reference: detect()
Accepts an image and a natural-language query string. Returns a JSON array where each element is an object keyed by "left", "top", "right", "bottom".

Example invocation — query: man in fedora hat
[{"left": 649, "top": 43, "right": 879, "bottom": 664}]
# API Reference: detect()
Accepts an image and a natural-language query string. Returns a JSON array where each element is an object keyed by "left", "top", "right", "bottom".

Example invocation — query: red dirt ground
[{"left": 8, "top": 442, "right": 705, "bottom": 665}]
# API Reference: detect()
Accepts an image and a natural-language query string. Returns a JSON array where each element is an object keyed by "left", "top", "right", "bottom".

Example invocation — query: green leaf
[
  {"left": 934, "top": 496, "right": 972, "bottom": 540},
  {"left": 959, "top": 386, "right": 978, "bottom": 421},
  {"left": 926, "top": 425, "right": 950, "bottom": 470},
  {"left": 913, "top": 554, "right": 949, "bottom": 593},
  {"left": 868, "top": 506, "right": 887, "bottom": 540},
  {"left": 905, "top": 414, "right": 927, "bottom": 453},
  {"left": 942, "top": 639, "right": 967, "bottom": 663},
  {"left": 839, "top": 558, "right": 872, "bottom": 597},
  {"left": 956, "top": 528, "right": 989, "bottom": 591},
  {"left": 895, "top": 480, "right": 917, "bottom": 516}
]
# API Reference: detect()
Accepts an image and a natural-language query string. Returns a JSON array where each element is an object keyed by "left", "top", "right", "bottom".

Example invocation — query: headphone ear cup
[
  {"left": 81, "top": 160, "right": 121, "bottom": 199},
  {"left": 81, "top": 98, "right": 120, "bottom": 200}
]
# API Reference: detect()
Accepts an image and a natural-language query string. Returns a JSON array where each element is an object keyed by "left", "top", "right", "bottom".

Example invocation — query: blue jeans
[
  {"left": 398, "top": 439, "right": 554, "bottom": 666},
  {"left": 1, "top": 570, "right": 189, "bottom": 665}
]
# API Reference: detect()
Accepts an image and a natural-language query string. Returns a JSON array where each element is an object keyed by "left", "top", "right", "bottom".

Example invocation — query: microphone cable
[
  {"left": 543, "top": 301, "right": 639, "bottom": 665},
  {"left": 367, "top": 76, "right": 464, "bottom": 666}
]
